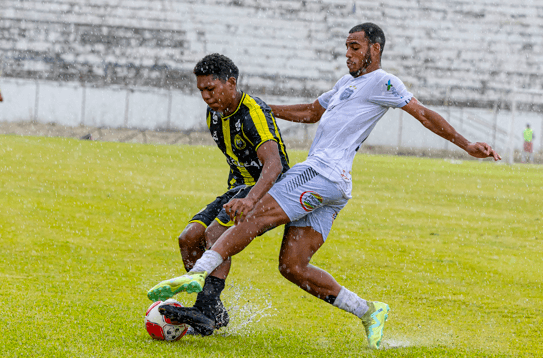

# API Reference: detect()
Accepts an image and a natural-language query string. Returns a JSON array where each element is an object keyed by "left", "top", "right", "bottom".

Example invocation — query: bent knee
[
  {"left": 178, "top": 223, "right": 206, "bottom": 248},
  {"left": 278, "top": 261, "right": 305, "bottom": 282}
]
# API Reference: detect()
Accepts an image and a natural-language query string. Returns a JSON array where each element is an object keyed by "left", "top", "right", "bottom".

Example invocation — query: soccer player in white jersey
[{"left": 149, "top": 23, "right": 501, "bottom": 349}]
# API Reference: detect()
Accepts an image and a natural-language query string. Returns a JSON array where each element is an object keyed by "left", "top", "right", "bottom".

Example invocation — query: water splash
[{"left": 216, "top": 282, "right": 276, "bottom": 337}]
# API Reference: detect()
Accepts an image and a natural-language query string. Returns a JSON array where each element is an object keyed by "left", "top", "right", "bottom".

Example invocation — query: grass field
[{"left": 1, "top": 135, "right": 542, "bottom": 357}]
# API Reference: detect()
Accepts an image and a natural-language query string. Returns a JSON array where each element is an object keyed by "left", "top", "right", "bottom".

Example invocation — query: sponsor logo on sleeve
[
  {"left": 386, "top": 79, "right": 403, "bottom": 98},
  {"left": 300, "top": 191, "right": 323, "bottom": 212}
]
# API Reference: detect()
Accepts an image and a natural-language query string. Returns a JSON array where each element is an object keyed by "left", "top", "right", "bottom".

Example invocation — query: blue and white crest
[
  {"left": 340, "top": 87, "right": 354, "bottom": 100},
  {"left": 340, "top": 85, "right": 357, "bottom": 100}
]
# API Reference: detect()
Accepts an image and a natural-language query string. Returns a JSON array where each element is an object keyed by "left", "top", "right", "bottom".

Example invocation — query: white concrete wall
[
  {"left": 1, "top": 77, "right": 540, "bottom": 153},
  {"left": 2, "top": 0, "right": 543, "bottom": 106}
]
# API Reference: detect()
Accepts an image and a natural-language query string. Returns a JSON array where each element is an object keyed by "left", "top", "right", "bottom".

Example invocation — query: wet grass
[{"left": 0, "top": 135, "right": 541, "bottom": 357}]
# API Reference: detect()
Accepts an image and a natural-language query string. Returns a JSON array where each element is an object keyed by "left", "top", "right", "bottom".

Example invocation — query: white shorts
[{"left": 268, "top": 163, "right": 349, "bottom": 241}]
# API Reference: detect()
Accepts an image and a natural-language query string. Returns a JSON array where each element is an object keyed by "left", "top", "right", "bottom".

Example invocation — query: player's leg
[
  {"left": 210, "top": 193, "right": 290, "bottom": 258},
  {"left": 153, "top": 192, "right": 289, "bottom": 302},
  {"left": 166, "top": 220, "right": 232, "bottom": 337},
  {"left": 158, "top": 194, "right": 288, "bottom": 335},
  {"left": 189, "top": 220, "right": 231, "bottom": 333},
  {"left": 203, "top": 221, "right": 232, "bottom": 279},
  {"left": 149, "top": 189, "right": 240, "bottom": 302},
  {"left": 178, "top": 191, "right": 234, "bottom": 271},
  {"left": 278, "top": 225, "right": 340, "bottom": 300},
  {"left": 187, "top": 184, "right": 260, "bottom": 332},
  {"left": 150, "top": 164, "right": 329, "bottom": 297},
  {"left": 178, "top": 223, "right": 206, "bottom": 271},
  {"left": 158, "top": 185, "right": 264, "bottom": 334},
  {"left": 279, "top": 207, "right": 389, "bottom": 349}
]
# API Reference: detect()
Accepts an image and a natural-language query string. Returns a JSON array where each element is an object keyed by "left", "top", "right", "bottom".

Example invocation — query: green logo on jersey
[
  {"left": 234, "top": 134, "right": 246, "bottom": 150},
  {"left": 386, "top": 80, "right": 393, "bottom": 91}
]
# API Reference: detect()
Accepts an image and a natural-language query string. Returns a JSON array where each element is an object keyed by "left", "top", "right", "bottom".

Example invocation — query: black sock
[
  {"left": 194, "top": 276, "right": 226, "bottom": 317},
  {"left": 323, "top": 295, "right": 336, "bottom": 305}
]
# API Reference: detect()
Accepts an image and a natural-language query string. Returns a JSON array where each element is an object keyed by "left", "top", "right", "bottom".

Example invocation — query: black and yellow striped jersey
[{"left": 206, "top": 92, "right": 290, "bottom": 189}]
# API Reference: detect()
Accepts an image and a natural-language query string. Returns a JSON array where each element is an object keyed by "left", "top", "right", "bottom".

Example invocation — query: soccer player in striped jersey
[
  {"left": 155, "top": 53, "right": 290, "bottom": 335},
  {"left": 151, "top": 24, "right": 500, "bottom": 348}
]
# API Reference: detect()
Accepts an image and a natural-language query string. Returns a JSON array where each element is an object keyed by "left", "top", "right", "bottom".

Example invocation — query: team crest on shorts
[
  {"left": 300, "top": 191, "right": 323, "bottom": 212},
  {"left": 234, "top": 134, "right": 246, "bottom": 150}
]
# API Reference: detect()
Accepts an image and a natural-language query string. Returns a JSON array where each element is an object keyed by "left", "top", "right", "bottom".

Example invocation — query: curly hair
[
  {"left": 349, "top": 23, "right": 385, "bottom": 55},
  {"left": 193, "top": 53, "right": 239, "bottom": 81}
]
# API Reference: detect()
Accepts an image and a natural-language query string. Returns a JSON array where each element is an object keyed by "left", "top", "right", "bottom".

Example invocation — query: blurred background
[{"left": 1, "top": 0, "right": 542, "bottom": 163}]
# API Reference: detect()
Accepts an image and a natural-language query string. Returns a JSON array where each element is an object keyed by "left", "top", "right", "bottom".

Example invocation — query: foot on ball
[{"left": 159, "top": 304, "right": 215, "bottom": 336}]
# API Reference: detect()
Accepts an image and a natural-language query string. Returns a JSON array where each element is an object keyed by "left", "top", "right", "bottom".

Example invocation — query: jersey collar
[{"left": 221, "top": 92, "right": 245, "bottom": 120}]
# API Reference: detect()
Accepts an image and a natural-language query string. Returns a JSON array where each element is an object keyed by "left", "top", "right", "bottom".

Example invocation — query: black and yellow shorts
[{"left": 189, "top": 185, "right": 253, "bottom": 228}]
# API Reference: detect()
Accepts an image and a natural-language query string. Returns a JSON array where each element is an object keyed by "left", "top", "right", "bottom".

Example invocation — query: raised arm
[
  {"left": 269, "top": 99, "right": 326, "bottom": 123},
  {"left": 224, "top": 140, "right": 283, "bottom": 224},
  {"left": 402, "top": 98, "right": 501, "bottom": 161}
]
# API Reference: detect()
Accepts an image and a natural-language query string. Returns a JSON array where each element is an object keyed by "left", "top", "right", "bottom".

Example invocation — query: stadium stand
[{"left": 2, "top": 0, "right": 543, "bottom": 109}]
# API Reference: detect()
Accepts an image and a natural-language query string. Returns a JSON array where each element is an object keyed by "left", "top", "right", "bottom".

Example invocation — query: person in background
[{"left": 522, "top": 124, "right": 534, "bottom": 163}]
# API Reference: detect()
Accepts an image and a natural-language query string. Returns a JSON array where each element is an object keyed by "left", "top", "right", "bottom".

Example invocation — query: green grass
[{"left": 1, "top": 135, "right": 541, "bottom": 357}]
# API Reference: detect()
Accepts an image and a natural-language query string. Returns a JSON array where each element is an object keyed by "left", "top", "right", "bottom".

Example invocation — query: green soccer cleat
[
  {"left": 147, "top": 271, "right": 208, "bottom": 302},
  {"left": 361, "top": 301, "right": 390, "bottom": 349}
]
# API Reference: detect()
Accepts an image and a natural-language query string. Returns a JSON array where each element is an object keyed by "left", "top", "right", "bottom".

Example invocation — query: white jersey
[{"left": 303, "top": 69, "right": 413, "bottom": 198}]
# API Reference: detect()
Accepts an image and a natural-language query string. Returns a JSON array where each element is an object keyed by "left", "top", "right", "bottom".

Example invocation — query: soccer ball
[{"left": 144, "top": 299, "right": 189, "bottom": 341}]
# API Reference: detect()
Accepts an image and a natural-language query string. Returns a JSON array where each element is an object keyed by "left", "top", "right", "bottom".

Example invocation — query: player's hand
[
  {"left": 466, "top": 142, "right": 501, "bottom": 161},
  {"left": 224, "top": 197, "right": 257, "bottom": 225}
]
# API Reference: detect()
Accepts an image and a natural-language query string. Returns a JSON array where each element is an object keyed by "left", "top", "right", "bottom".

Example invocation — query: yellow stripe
[
  {"left": 221, "top": 93, "right": 245, "bottom": 120},
  {"left": 188, "top": 220, "right": 208, "bottom": 229},
  {"left": 215, "top": 217, "right": 234, "bottom": 227},
  {"left": 222, "top": 116, "right": 256, "bottom": 186},
  {"left": 270, "top": 112, "right": 289, "bottom": 165},
  {"left": 243, "top": 95, "right": 275, "bottom": 143},
  {"left": 206, "top": 112, "right": 211, "bottom": 129},
  {"left": 229, "top": 175, "right": 237, "bottom": 188}
]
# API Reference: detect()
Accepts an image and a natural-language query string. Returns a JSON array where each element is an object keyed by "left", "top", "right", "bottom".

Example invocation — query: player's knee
[
  {"left": 178, "top": 231, "right": 192, "bottom": 249},
  {"left": 278, "top": 260, "right": 304, "bottom": 282},
  {"left": 178, "top": 224, "right": 205, "bottom": 247},
  {"left": 204, "top": 225, "right": 223, "bottom": 248}
]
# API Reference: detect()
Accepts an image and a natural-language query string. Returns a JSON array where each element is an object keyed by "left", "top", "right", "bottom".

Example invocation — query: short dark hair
[
  {"left": 349, "top": 23, "right": 386, "bottom": 55},
  {"left": 193, "top": 53, "right": 239, "bottom": 81}
]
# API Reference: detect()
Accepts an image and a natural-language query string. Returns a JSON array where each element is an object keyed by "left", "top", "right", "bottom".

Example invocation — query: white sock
[
  {"left": 333, "top": 286, "right": 369, "bottom": 319},
  {"left": 190, "top": 250, "right": 223, "bottom": 274}
]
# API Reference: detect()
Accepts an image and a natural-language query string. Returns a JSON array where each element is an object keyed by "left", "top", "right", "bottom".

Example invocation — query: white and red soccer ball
[{"left": 145, "top": 299, "right": 189, "bottom": 341}]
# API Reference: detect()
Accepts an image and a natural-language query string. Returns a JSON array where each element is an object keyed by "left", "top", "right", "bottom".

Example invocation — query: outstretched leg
[
  {"left": 191, "top": 221, "right": 232, "bottom": 331},
  {"left": 148, "top": 193, "right": 289, "bottom": 301},
  {"left": 279, "top": 225, "right": 389, "bottom": 350},
  {"left": 278, "top": 225, "right": 341, "bottom": 300}
]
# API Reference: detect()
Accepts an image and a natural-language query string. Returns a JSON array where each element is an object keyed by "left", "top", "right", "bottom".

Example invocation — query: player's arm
[
  {"left": 0, "top": 90, "right": 3, "bottom": 102},
  {"left": 224, "top": 140, "right": 282, "bottom": 224},
  {"left": 269, "top": 99, "right": 325, "bottom": 123},
  {"left": 402, "top": 98, "right": 501, "bottom": 161}
]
